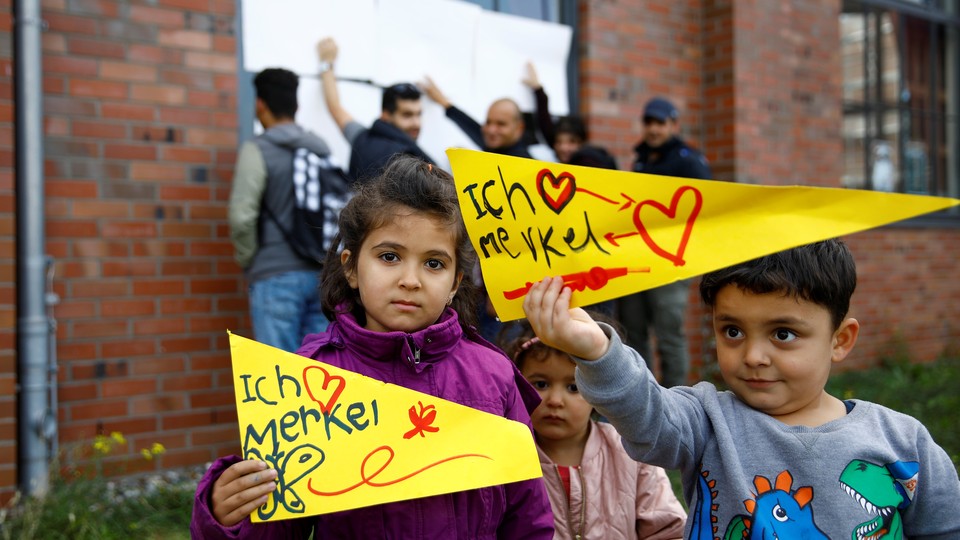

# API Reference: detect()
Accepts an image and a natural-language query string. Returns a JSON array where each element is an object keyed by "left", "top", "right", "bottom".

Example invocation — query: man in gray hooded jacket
[{"left": 229, "top": 68, "right": 331, "bottom": 352}]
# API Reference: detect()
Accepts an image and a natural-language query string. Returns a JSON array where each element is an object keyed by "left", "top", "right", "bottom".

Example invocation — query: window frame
[{"left": 841, "top": 0, "right": 960, "bottom": 217}]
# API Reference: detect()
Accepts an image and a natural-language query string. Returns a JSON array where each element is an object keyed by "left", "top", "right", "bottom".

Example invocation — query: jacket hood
[
  {"left": 297, "top": 306, "right": 465, "bottom": 371},
  {"left": 262, "top": 122, "right": 331, "bottom": 156}
]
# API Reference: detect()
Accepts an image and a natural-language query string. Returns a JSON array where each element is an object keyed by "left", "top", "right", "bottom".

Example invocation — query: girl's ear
[
  {"left": 450, "top": 270, "right": 463, "bottom": 295},
  {"left": 831, "top": 317, "right": 860, "bottom": 364},
  {"left": 341, "top": 249, "right": 358, "bottom": 289}
]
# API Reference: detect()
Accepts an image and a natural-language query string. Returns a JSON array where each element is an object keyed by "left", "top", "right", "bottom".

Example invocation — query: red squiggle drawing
[
  {"left": 306, "top": 445, "right": 491, "bottom": 496},
  {"left": 503, "top": 266, "right": 650, "bottom": 300}
]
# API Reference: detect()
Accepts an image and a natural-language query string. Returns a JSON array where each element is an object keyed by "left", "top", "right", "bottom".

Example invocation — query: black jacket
[
  {"left": 445, "top": 105, "right": 532, "bottom": 159},
  {"left": 633, "top": 136, "right": 712, "bottom": 180},
  {"left": 569, "top": 145, "right": 618, "bottom": 170},
  {"left": 348, "top": 119, "right": 434, "bottom": 183}
]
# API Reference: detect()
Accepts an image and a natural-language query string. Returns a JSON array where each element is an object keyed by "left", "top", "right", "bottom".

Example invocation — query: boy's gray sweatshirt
[{"left": 574, "top": 325, "right": 960, "bottom": 539}]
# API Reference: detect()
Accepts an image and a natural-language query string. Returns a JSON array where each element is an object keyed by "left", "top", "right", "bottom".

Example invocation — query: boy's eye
[
  {"left": 773, "top": 328, "right": 798, "bottom": 342},
  {"left": 530, "top": 380, "right": 548, "bottom": 390},
  {"left": 566, "top": 383, "right": 579, "bottom": 393},
  {"left": 723, "top": 326, "right": 744, "bottom": 339}
]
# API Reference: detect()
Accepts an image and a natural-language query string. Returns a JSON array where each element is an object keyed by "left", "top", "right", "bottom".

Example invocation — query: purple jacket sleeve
[
  {"left": 496, "top": 365, "right": 555, "bottom": 539},
  {"left": 189, "top": 455, "right": 314, "bottom": 540}
]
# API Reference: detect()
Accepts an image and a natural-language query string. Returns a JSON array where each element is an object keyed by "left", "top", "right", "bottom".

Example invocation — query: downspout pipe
[{"left": 15, "top": 0, "right": 52, "bottom": 497}]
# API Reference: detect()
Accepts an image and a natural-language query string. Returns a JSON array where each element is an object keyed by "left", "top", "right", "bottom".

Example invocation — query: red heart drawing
[
  {"left": 536, "top": 169, "right": 576, "bottom": 214},
  {"left": 633, "top": 186, "right": 702, "bottom": 267},
  {"left": 302, "top": 365, "right": 346, "bottom": 414}
]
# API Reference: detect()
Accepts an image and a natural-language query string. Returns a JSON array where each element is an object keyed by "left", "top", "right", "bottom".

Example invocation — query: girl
[
  {"left": 190, "top": 156, "right": 554, "bottom": 539},
  {"left": 505, "top": 319, "right": 686, "bottom": 540}
]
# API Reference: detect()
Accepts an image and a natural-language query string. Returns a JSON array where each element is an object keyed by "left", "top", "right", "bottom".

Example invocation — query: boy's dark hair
[
  {"left": 382, "top": 83, "right": 421, "bottom": 114},
  {"left": 254, "top": 68, "right": 299, "bottom": 119},
  {"left": 321, "top": 154, "right": 479, "bottom": 330},
  {"left": 555, "top": 115, "right": 587, "bottom": 143},
  {"left": 699, "top": 239, "right": 857, "bottom": 329},
  {"left": 505, "top": 310, "right": 623, "bottom": 371}
]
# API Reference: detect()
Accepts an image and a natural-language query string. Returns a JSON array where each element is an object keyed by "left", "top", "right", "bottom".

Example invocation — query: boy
[{"left": 522, "top": 239, "right": 960, "bottom": 538}]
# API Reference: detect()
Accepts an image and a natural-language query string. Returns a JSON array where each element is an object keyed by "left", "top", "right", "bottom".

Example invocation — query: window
[
  {"left": 840, "top": 0, "right": 959, "bottom": 201},
  {"left": 461, "top": 0, "right": 562, "bottom": 22}
]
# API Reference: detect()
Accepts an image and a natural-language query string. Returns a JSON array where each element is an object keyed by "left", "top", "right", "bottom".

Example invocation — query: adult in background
[
  {"left": 317, "top": 37, "right": 434, "bottom": 183},
  {"left": 521, "top": 61, "right": 618, "bottom": 171},
  {"left": 229, "top": 68, "right": 331, "bottom": 352},
  {"left": 619, "top": 97, "right": 712, "bottom": 387},
  {"left": 421, "top": 77, "right": 532, "bottom": 159}
]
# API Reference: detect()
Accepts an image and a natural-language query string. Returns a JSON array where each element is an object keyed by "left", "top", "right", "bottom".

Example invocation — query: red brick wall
[
  {"left": 579, "top": 0, "right": 708, "bottom": 169},
  {"left": 844, "top": 228, "right": 960, "bottom": 369},
  {"left": 2, "top": 0, "right": 246, "bottom": 502}
]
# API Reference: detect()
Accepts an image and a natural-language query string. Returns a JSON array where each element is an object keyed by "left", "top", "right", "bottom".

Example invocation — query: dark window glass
[{"left": 841, "top": 1, "right": 959, "bottom": 202}]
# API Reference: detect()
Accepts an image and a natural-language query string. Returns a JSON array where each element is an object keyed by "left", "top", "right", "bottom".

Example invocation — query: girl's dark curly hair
[{"left": 320, "top": 155, "right": 479, "bottom": 331}]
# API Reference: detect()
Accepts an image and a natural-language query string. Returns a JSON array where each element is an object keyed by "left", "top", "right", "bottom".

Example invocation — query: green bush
[
  {"left": 826, "top": 355, "right": 960, "bottom": 470},
  {"left": 0, "top": 433, "right": 195, "bottom": 540}
]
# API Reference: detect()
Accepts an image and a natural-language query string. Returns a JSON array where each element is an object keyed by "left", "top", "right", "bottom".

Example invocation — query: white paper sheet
[
  {"left": 241, "top": 0, "right": 573, "bottom": 172},
  {"left": 242, "top": 0, "right": 377, "bottom": 79},
  {"left": 474, "top": 10, "right": 572, "bottom": 116}
]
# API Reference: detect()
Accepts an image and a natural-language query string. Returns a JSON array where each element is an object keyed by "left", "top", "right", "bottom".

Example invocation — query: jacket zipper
[
  {"left": 554, "top": 464, "right": 586, "bottom": 540},
  {"left": 575, "top": 466, "right": 585, "bottom": 540},
  {"left": 406, "top": 337, "right": 421, "bottom": 365}
]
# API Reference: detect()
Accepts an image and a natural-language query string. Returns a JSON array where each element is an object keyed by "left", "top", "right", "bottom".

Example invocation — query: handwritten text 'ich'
[
  {"left": 240, "top": 366, "right": 379, "bottom": 445},
  {"left": 461, "top": 167, "right": 609, "bottom": 269}
]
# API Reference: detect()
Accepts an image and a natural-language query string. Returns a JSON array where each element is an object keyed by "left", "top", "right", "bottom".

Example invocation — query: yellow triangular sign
[
  {"left": 228, "top": 332, "right": 541, "bottom": 522},
  {"left": 447, "top": 149, "right": 960, "bottom": 321}
]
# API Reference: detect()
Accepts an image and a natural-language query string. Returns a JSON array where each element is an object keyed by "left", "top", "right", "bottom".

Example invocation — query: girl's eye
[
  {"left": 379, "top": 252, "right": 399, "bottom": 263},
  {"left": 567, "top": 383, "right": 579, "bottom": 393},
  {"left": 773, "top": 328, "right": 798, "bottom": 342},
  {"left": 425, "top": 259, "right": 445, "bottom": 270},
  {"left": 531, "top": 380, "right": 548, "bottom": 390},
  {"left": 723, "top": 326, "right": 744, "bottom": 339}
]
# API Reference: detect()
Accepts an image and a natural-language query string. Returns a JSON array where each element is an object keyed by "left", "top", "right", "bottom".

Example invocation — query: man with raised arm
[{"left": 317, "top": 37, "right": 434, "bottom": 183}]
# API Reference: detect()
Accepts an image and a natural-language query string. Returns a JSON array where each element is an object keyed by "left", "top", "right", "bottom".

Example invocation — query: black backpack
[{"left": 262, "top": 147, "right": 352, "bottom": 264}]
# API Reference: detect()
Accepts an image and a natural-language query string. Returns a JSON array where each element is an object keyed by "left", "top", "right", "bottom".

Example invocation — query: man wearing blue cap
[{"left": 619, "top": 96, "right": 712, "bottom": 387}]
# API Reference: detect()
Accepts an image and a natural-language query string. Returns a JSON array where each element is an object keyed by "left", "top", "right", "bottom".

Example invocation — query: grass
[
  {"left": 0, "top": 433, "right": 196, "bottom": 540},
  {"left": 3, "top": 357, "right": 958, "bottom": 537}
]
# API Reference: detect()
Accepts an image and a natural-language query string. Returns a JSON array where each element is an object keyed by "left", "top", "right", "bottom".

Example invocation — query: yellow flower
[
  {"left": 150, "top": 443, "right": 166, "bottom": 455},
  {"left": 110, "top": 432, "right": 126, "bottom": 445},
  {"left": 93, "top": 438, "right": 109, "bottom": 455},
  {"left": 140, "top": 449, "right": 153, "bottom": 461}
]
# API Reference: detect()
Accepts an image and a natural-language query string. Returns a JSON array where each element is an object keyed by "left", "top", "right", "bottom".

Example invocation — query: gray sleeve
[
  {"left": 228, "top": 141, "right": 267, "bottom": 269},
  {"left": 574, "top": 324, "right": 701, "bottom": 468},
  {"left": 343, "top": 120, "right": 366, "bottom": 146},
  {"left": 901, "top": 417, "right": 960, "bottom": 537}
]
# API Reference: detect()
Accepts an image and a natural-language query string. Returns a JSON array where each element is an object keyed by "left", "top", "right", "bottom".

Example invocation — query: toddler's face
[
  {"left": 521, "top": 351, "right": 593, "bottom": 445},
  {"left": 712, "top": 285, "right": 857, "bottom": 425}
]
